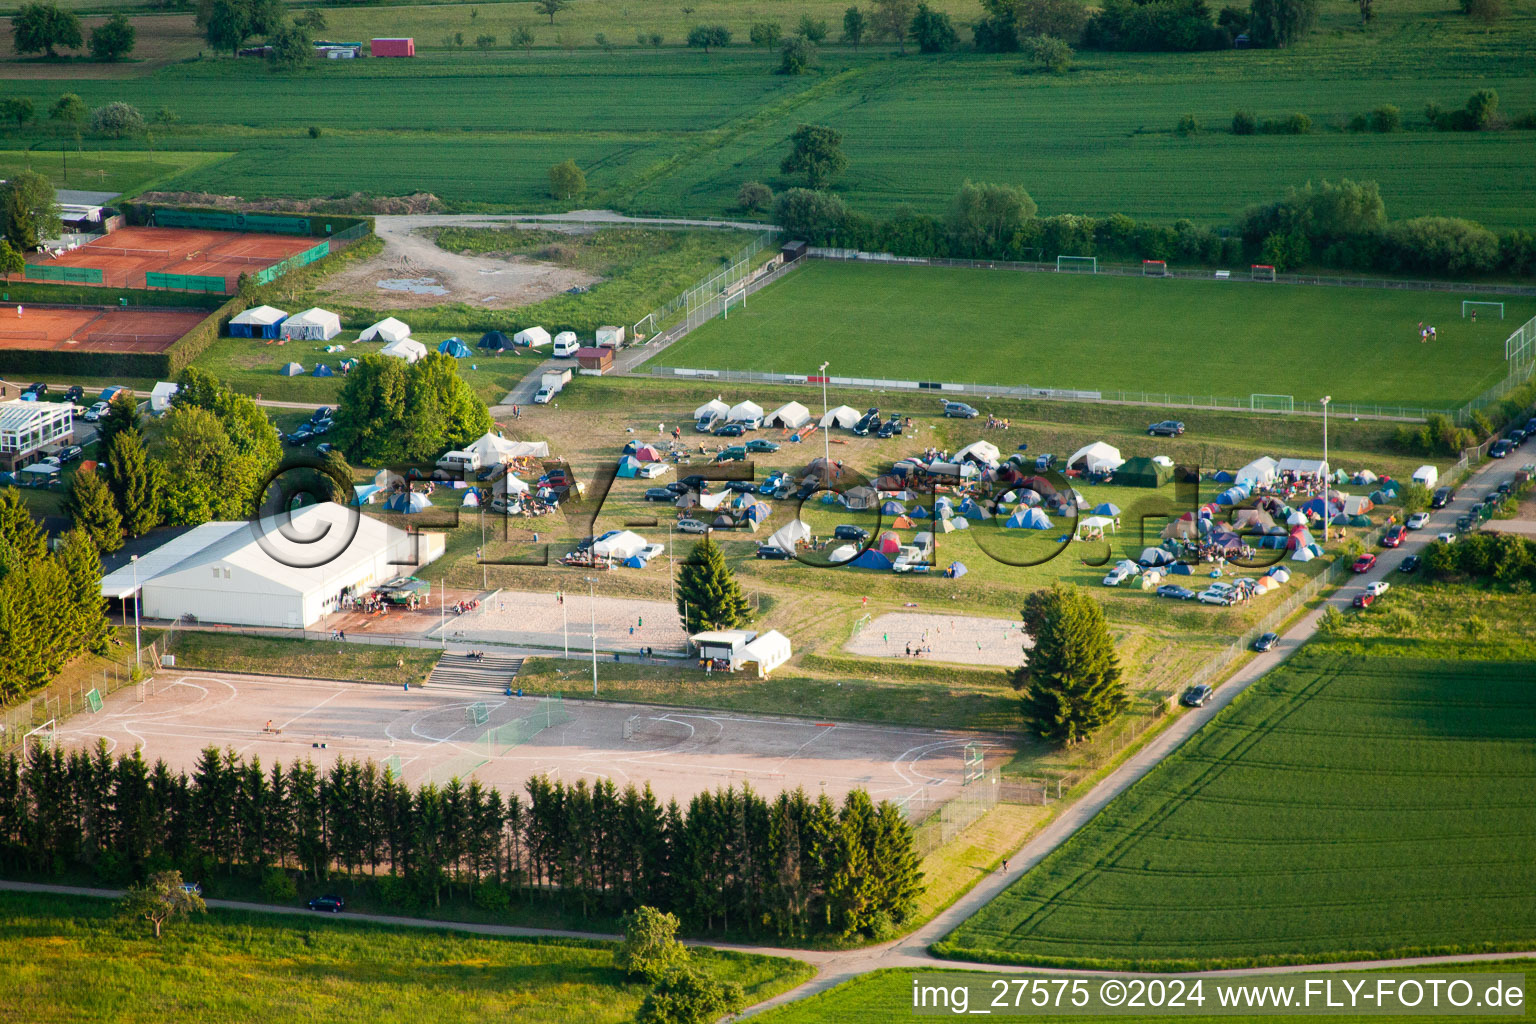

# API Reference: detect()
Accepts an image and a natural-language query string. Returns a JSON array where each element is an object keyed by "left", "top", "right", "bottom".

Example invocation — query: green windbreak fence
[
  {"left": 25, "top": 264, "right": 104, "bottom": 284},
  {"left": 155, "top": 209, "right": 313, "bottom": 235},
  {"left": 253, "top": 240, "right": 330, "bottom": 285},
  {"left": 146, "top": 271, "right": 227, "bottom": 293}
]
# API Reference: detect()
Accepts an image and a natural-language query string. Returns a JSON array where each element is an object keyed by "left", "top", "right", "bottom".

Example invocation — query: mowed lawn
[
  {"left": 0, "top": 891, "right": 811, "bottom": 1024},
  {"left": 656, "top": 261, "right": 1530, "bottom": 408},
  {"left": 936, "top": 640, "right": 1536, "bottom": 969}
]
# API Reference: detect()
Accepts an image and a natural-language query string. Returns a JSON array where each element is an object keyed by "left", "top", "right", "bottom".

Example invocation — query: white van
[
  {"left": 436, "top": 450, "right": 481, "bottom": 475},
  {"left": 552, "top": 331, "right": 580, "bottom": 357},
  {"left": 1411, "top": 464, "right": 1438, "bottom": 490}
]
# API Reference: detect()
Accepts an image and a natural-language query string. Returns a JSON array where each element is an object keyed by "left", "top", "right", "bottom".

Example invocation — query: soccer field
[
  {"left": 654, "top": 261, "right": 1533, "bottom": 410},
  {"left": 935, "top": 643, "right": 1536, "bottom": 968}
]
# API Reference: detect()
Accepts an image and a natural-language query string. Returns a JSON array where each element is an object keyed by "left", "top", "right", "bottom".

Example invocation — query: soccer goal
[
  {"left": 1056, "top": 255, "right": 1097, "bottom": 273},
  {"left": 1462, "top": 301, "right": 1504, "bottom": 320},
  {"left": 85, "top": 688, "right": 103, "bottom": 713},
  {"left": 1251, "top": 264, "right": 1277, "bottom": 282},
  {"left": 963, "top": 742, "right": 985, "bottom": 783},
  {"left": 1250, "top": 393, "right": 1295, "bottom": 412},
  {"left": 1142, "top": 259, "right": 1169, "bottom": 277},
  {"left": 465, "top": 702, "right": 489, "bottom": 726},
  {"left": 23, "top": 720, "right": 55, "bottom": 751}
]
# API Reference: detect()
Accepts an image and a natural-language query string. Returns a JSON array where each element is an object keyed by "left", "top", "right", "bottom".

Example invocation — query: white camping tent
[
  {"left": 466, "top": 432, "right": 520, "bottom": 466},
  {"left": 820, "top": 405, "right": 861, "bottom": 428},
  {"left": 766, "top": 401, "right": 812, "bottom": 429},
  {"left": 829, "top": 544, "right": 858, "bottom": 562},
  {"left": 379, "top": 338, "right": 429, "bottom": 363},
  {"left": 229, "top": 305, "right": 287, "bottom": 331},
  {"left": 593, "top": 530, "right": 647, "bottom": 560},
  {"left": 280, "top": 307, "right": 342, "bottom": 341},
  {"left": 1068, "top": 442, "right": 1124, "bottom": 474},
  {"left": 358, "top": 317, "right": 410, "bottom": 343},
  {"left": 514, "top": 327, "right": 551, "bottom": 349},
  {"left": 1237, "top": 456, "right": 1278, "bottom": 486},
  {"left": 496, "top": 473, "right": 530, "bottom": 496},
  {"left": 739, "top": 630, "right": 791, "bottom": 677},
  {"left": 150, "top": 381, "right": 179, "bottom": 413},
  {"left": 728, "top": 400, "right": 764, "bottom": 423},
  {"left": 695, "top": 398, "right": 729, "bottom": 421},
  {"left": 955, "top": 440, "right": 1001, "bottom": 466},
  {"left": 1277, "top": 457, "right": 1327, "bottom": 478},
  {"left": 767, "top": 519, "right": 811, "bottom": 552}
]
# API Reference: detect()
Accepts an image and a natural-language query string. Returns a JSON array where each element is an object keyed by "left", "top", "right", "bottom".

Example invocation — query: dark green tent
[{"left": 1114, "top": 456, "right": 1172, "bottom": 488}]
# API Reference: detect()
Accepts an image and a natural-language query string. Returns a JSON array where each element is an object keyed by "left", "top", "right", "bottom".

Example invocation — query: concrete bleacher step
[{"left": 426, "top": 652, "right": 524, "bottom": 692}]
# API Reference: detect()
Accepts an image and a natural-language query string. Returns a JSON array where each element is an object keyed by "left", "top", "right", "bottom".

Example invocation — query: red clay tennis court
[
  {"left": 30, "top": 227, "right": 322, "bottom": 294},
  {"left": 0, "top": 305, "right": 206, "bottom": 354}
]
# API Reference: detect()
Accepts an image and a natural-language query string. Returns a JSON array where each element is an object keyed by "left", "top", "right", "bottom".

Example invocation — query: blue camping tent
[
  {"left": 313, "top": 364, "right": 334, "bottom": 377},
  {"left": 945, "top": 561, "right": 968, "bottom": 578},
  {"left": 1171, "top": 562, "right": 1193, "bottom": 575},
  {"left": 1005, "top": 507, "right": 1052, "bottom": 530},
  {"left": 1092, "top": 502, "right": 1121, "bottom": 516},
  {"left": 385, "top": 491, "right": 430, "bottom": 513},
  {"left": 623, "top": 554, "right": 648, "bottom": 569},
  {"left": 617, "top": 456, "right": 642, "bottom": 479},
  {"left": 462, "top": 490, "right": 480, "bottom": 507},
  {"left": 478, "top": 330, "right": 511, "bottom": 351},
  {"left": 911, "top": 506, "right": 930, "bottom": 519},
  {"left": 1214, "top": 470, "right": 1236, "bottom": 482},
  {"left": 438, "top": 337, "right": 472, "bottom": 358},
  {"left": 880, "top": 500, "right": 905, "bottom": 516},
  {"left": 848, "top": 549, "right": 894, "bottom": 570},
  {"left": 958, "top": 499, "right": 990, "bottom": 521},
  {"left": 745, "top": 502, "right": 771, "bottom": 523}
]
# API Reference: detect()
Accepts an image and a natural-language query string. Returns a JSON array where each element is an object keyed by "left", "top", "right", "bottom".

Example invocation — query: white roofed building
[{"left": 0, "top": 399, "right": 73, "bottom": 471}]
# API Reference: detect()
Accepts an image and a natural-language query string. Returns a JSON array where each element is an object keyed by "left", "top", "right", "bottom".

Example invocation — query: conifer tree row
[{"left": 0, "top": 744, "right": 924, "bottom": 942}]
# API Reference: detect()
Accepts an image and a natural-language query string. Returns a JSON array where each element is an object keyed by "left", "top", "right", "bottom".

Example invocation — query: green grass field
[
  {"left": 657, "top": 260, "right": 1532, "bottom": 408},
  {"left": 752, "top": 967, "right": 1536, "bottom": 1024},
  {"left": 936, "top": 588, "right": 1536, "bottom": 969},
  {"left": 2, "top": 0, "right": 1533, "bottom": 224},
  {"left": 0, "top": 890, "right": 812, "bottom": 1024},
  {"left": 0, "top": 149, "right": 227, "bottom": 195},
  {"left": 166, "top": 632, "right": 441, "bottom": 686}
]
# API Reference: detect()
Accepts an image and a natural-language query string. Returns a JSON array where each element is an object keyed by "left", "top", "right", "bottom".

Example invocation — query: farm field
[
  {"left": 0, "top": 0, "right": 1532, "bottom": 224},
  {"left": 752, "top": 966, "right": 1536, "bottom": 1024},
  {"left": 0, "top": 150, "right": 227, "bottom": 196},
  {"left": 656, "top": 261, "right": 1533, "bottom": 408},
  {"left": 937, "top": 590, "right": 1536, "bottom": 969},
  {"left": 0, "top": 890, "right": 811, "bottom": 1024}
]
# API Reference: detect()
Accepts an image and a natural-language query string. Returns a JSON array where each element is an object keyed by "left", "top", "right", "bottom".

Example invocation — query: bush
[
  {"left": 1382, "top": 216, "right": 1499, "bottom": 275},
  {"left": 777, "top": 34, "right": 816, "bottom": 74},
  {"left": 1259, "top": 112, "right": 1311, "bottom": 134},
  {"left": 910, "top": 3, "right": 957, "bottom": 52},
  {"left": 774, "top": 188, "right": 848, "bottom": 243},
  {"left": 1371, "top": 104, "right": 1401, "bottom": 132},
  {"left": 89, "top": 101, "right": 144, "bottom": 137},
  {"left": 1347, "top": 113, "right": 1368, "bottom": 132},
  {"left": 259, "top": 867, "right": 297, "bottom": 903},
  {"left": 1316, "top": 605, "right": 1344, "bottom": 634},
  {"left": 736, "top": 181, "right": 772, "bottom": 211},
  {"left": 749, "top": 20, "right": 781, "bottom": 46},
  {"left": 1175, "top": 113, "right": 1201, "bottom": 136},
  {"left": 796, "top": 14, "right": 829, "bottom": 42},
  {"left": 685, "top": 24, "right": 731, "bottom": 50},
  {"left": 1023, "top": 33, "right": 1072, "bottom": 73},
  {"left": 635, "top": 967, "right": 744, "bottom": 1024},
  {"left": 308, "top": 125, "right": 322, "bottom": 139},
  {"left": 472, "top": 882, "right": 511, "bottom": 912},
  {"left": 615, "top": 906, "right": 690, "bottom": 982},
  {"left": 1231, "top": 110, "right": 1257, "bottom": 134}
]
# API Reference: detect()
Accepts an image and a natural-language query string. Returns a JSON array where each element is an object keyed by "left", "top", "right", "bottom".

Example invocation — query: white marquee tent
[
  {"left": 280, "top": 307, "right": 342, "bottom": 341},
  {"left": 379, "top": 338, "right": 429, "bottom": 363},
  {"left": 1237, "top": 456, "right": 1279, "bottom": 486},
  {"left": 766, "top": 401, "right": 812, "bottom": 429},
  {"left": 514, "top": 326, "right": 551, "bottom": 349},
  {"left": 820, "top": 405, "right": 861, "bottom": 428},
  {"left": 358, "top": 317, "right": 411, "bottom": 343},
  {"left": 728, "top": 400, "right": 764, "bottom": 423},
  {"left": 1068, "top": 442, "right": 1124, "bottom": 474},
  {"left": 695, "top": 398, "right": 729, "bottom": 420},
  {"left": 739, "top": 630, "right": 792, "bottom": 677},
  {"left": 955, "top": 440, "right": 1001, "bottom": 466},
  {"left": 593, "top": 530, "right": 647, "bottom": 560},
  {"left": 767, "top": 519, "right": 811, "bottom": 552}
]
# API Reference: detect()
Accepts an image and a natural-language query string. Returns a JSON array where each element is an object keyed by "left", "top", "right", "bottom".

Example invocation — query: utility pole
[
  {"left": 131, "top": 555, "right": 141, "bottom": 668},
  {"left": 585, "top": 577, "right": 597, "bottom": 696},
  {"left": 819, "top": 361, "right": 831, "bottom": 487},
  {"left": 1320, "top": 395, "right": 1331, "bottom": 541}
]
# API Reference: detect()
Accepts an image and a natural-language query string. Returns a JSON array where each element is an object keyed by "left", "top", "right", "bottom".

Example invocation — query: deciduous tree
[
  {"left": 119, "top": 870, "right": 205, "bottom": 938},
  {"left": 870, "top": 0, "right": 916, "bottom": 50},
  {"left": 88, "top": 12, "right": 135, "bottom": 61},
  {"left": 548, "top": 158, "right": 585, "bottom": 200},
  {"left": 780, "top": 123, "right": 847, "bottom": 189},
  {"left": 11, "top": 3, "right": 82, "bottom": 56},
  {"left": 534, "top": 0, "right": 568, "bottom": 24},
  {"left": 615, "top": 905, "right": 690, "bottom": 981},
  {"left": 841, "top": 6, "right": 867, "bottom": 44},
  {"left": 0, "top": 171, "right": 58, "bottom": 253}
]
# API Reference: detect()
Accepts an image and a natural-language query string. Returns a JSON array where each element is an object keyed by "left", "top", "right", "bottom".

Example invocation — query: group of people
[
  {"left": 984, "top": 415, "right": 1013, "bottom": 430},
  {"left": 450, "top": 598, "right": 480, "bottom": 615},
  {"left": 1418, "top": 321, "right": 1439, "bottom": 343},
  {"left": 326, "top": 629, "right": 349, "bottom": 641}
]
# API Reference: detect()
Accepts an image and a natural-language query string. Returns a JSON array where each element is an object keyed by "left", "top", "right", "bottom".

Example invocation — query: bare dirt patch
[{"left": 315, "top": 223, "right": 597, "bottom": 310}]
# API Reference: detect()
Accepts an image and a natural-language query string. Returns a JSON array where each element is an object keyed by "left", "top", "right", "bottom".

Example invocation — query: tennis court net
[
  {"left": 206, "top": 252, "right": 276, "bottom": 266},
  {"left": 88, "top": 246, "right": 173, "bottom": 259}
]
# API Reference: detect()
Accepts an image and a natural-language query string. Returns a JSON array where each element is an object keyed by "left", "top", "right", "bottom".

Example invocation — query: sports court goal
[
  {"left": 23, "top": 720, "right": 55, "bottom": 751},
  {"left": 1250, "top": 393, "right": 1295, "bottom": 412},
  {"left": 1142, "top": 259, "right": 1169, "bottom": 277},
  {"left": 1056, "top": 256, "right": 1097, "bottom": 273},
  {"left": 1251, "top": 264, "right": 1276, "bottom": 282},
  {"left": 1463, "top": 301, "right": 1504, "bottom": 320}
]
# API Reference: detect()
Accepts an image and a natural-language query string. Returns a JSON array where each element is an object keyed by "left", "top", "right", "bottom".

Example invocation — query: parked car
[
  {"left": 1147, "top": 420, "right": 1185, "bottom": 437},
  {"left": 285, "top": 424, "right": 315, "bottom": 445},
  {"left": 942, "top": 401, "right": 979, "bottom": 419},
  {"left": 713, "top": 423, "right": 746, "bottom": 438},
  {"left": 21, "top": 382, "right": 46, "bottom": 397},
  {"left": 1406, "top": 512, "right": 1431, "bottom": 530},
  {"left": 307, "top": 895, "right": 345, "bottom": 913},
  {"left": 679, "top": 475, "right": 708, "bottom": 491},
  {"left": 311, "top": 406, "right": 333, "bottom": 423},
  {"left": 1431, "top": 486, "right": 1454, "bottom": 508},
  {"left": 833, "top": 524, "right": 869, "bottom": 542},
  {"left": 1253, "top": 632, "right": 1279, "bottom": 652},
  {"left": 1352, "top": 591, "right": 1377, "bottom": 608},
  {"left": 756, "top": 545, "right": 793, "bottom": 560},
  {"left": 1365, "top": 580, "right": 1390, "bottom": 597},
  {"left": 1156, "top": 584, "right": 1196, "bottom": 600},
  {"left": 1400, "top": 555, "right": 1421, "bottom": 573},
  {"left": 853, "top": 408, "right": 882, "bottom": 435},
  {"left": 676, "top": 518, "right": 709, "bottom": 534},
  {"left": 1197, "top": 585, "right": 1234, "bottom": 606},
  {"left": 725, "top": 480, "right": 757, "bottom": 493},
  {"left": 1102, "top": 565, "right": 1138, "bottom": 586},
  {"left": 644, "top": 487, "right": 674, "bottom": 502},
  {"left": 695, "top": 412, "right": 722, "bottom": 433},
  {"left": 1436, "top": 531, "right": 1456, "bottom": 544},
  {"left": 1495, "top": 479, "right": 1514, "bottom": 496},
  {"left": 745, "top": 439, "right": 779, "bottom": 453},
  {"left": 1351, "top": 553, "right": 1377, "bottom": 573},
  {"left": 664, "top": 481, "right": 690, "bottom": 496},
  {"left": 83, "top": 401, "right": 109, "bottom": 422},
  {"left": 56, "top": 445, "right": 83, "bottom": 464},
  {"left": 1455, "top": 514, "right": 1475, "bottom": 532},
  {"left": 1381, "top": 524, "right": 1407, "bottom": 548},
  {"left": 713, "top": 445, "right": 747, "bottom": 461},
  {"left": 179, "top": 881, "right": 202, "bottom": 896},
  {"left": 1490, "top": 439, "right": 1514, "bottom": 458},
  {"left": 1181, "top": 684, "right": 1213, "bottom": 708},
  {"left": 1526, "top": 417, "right": 1536, "bottom": 435},
  {"left": 1509, "top": 428, "right": 1528, "bottom": 446},
  {"left": 315, "top": 442, "right": 335, "bottom": 455},
  {"left": 62, "top": 385, "right": 84, "bottom": 404}
]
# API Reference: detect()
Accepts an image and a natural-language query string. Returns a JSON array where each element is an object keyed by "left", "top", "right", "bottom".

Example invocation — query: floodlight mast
[
  {"left": 819, "top": 362, "right": 831, "bottom": 487},
  {"left": 1320, "top": 396, "right": 1331, "bottom": 541}
]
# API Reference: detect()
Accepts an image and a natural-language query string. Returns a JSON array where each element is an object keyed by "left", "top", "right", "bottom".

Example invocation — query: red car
[
  {"left": 1352, "top": 591, "right": 1376, "bottom": 608},
  {"left": 1381, "top": 524, "right": 1407, "bottom": 548},
  {"left": 1352, "top": 553, "right": 1377, "bottom": 573}
]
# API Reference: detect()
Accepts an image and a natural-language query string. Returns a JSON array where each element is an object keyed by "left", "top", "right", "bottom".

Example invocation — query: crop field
[
  {"left": 937, "top": 628, "right": 1536, "bottom": 968},
  {"left": 657, "top": 261, "right": 1531, "bottom": 408},
  {"left": 1, "top": 0, "right": 1533, "bottom": 223},
  {"left": 753, "top": 967, "right": 1536, "bottom": 1024},
  {"left": 0, "top": 890, "right": 810, "bottom": 1024},
  {"left": 0, "top": 150, "right": 225, "bottom": 195}
]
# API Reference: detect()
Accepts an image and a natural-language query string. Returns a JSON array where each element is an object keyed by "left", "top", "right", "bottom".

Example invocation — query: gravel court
[
  {"left": 56, "top": 672, "right": 1007, "bottom": 809},
  {"left": 441, "top": 589, "right": 690, "bottom": 654},
  {"left": 843, "top": 612, "right": 1030, "bottom": 668}
]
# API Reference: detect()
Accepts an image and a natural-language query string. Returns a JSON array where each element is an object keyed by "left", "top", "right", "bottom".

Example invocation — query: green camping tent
[{"left": 1114, "top": 456, "right": 1172, "bottom": 488}]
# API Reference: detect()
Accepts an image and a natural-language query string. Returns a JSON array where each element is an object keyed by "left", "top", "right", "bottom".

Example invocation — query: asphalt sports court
[
  {"left": 0, "top": 305, "right": 207, "bottom": 354},
  {"left": 58, "top": 672, "right": 1004, "bottom": 809},
  {"left": 33, "top": 226, "right": 319, "bottom": 293}
]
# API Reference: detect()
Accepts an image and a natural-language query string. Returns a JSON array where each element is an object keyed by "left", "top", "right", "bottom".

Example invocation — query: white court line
[
  {"left": 770, "top": 723, "right": 837, "bottom": 774},
  {"left": 276, "top": 686, "right": 351, "bottom": 733}
]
